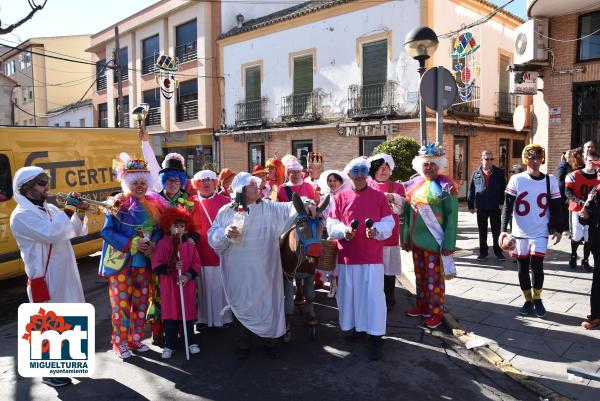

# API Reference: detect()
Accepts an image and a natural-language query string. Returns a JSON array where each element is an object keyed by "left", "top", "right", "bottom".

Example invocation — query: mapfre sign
[{"left": 509, "top": 71, "right": 538, "bottom": 95}]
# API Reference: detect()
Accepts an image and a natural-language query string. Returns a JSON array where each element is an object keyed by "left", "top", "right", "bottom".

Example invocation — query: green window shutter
[
  {"left": 362, "top": 40, "right": 387, "bottom": 86},
  {"left": 293, "top": 55, "right": 313, "bottom": 95},
  {"left": 245, "top": 66, "right": 261, "bottom": 101},
  {"left": 499, "top": 54, "right": 511, "bottom": 93}
]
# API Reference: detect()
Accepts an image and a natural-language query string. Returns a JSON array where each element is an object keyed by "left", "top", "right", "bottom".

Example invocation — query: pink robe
[
  {"left": 192, "top": 193, "right": 231, "bottom": 267},
  {"left": 152, "top": 239, "right": 201, "bottom": 320},
  {"left": 367, "top": 178, "right": 406, "bottom": 246},
  {"left": 277, "top": 181, "right": 319, "bottom": 202}
]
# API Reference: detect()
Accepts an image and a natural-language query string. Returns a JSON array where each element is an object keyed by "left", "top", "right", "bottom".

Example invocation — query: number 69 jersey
[{"left": 505, "top": 172, "right": 561, "bottom": 239}]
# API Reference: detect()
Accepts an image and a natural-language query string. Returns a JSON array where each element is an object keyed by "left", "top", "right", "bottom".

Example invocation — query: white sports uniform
[{"left": 505, "top": 172, "right": 561, "bottom": 258}]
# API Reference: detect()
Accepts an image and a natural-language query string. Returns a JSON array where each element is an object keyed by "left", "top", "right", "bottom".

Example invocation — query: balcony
[
  {"left": 348, "top": 81, "right": 400, "bottom": 119},
  {"left": 281, "top": 90, "right": 323, "bottom": 123},
  {"left": 98, "top": 116, "right": 108, "bottom": 128},
  {"left": 175, "top": 41, "right": 197, "bottom": 63},
  {"left": 449, "top": 85, "right": 480, "bottom": 118},
  {"left": 96, "top": 74, "right": 107, "bottom": 91},
  {"left": 235, "top": 98, "right": 268, "bottom": 128},
  {"left": 145, "top": 107, "right": 161, "bottom": 126},
  {"left": 496, "top": 92, "right": 521, "bottom": 123},
  {"left": 176, "top": 100, "right": 198, "bottom": 122},
  {"left": 141, "top": 55, "right": 158, "bottom": 75},
  {"left": 114, "top": 113, "right": 130, "bottom": 128}
]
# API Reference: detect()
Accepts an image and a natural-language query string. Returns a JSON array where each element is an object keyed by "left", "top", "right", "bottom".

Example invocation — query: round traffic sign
[{"left": 419, "top": 67, "right": 458, "bottom": 111}]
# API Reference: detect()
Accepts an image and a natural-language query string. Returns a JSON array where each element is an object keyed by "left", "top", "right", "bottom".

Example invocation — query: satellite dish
[{"left": 515, "top": 32, "right": 527, "bottom": 56}]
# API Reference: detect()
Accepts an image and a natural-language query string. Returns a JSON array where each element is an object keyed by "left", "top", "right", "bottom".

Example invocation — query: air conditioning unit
[{"left": 514, "top": 19, "right": 549, "bottom": 65}]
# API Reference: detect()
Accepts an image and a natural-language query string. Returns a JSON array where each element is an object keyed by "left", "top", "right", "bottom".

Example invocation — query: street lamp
[{"left": 404, "top": 26, "right": 439, "bottom": 144}]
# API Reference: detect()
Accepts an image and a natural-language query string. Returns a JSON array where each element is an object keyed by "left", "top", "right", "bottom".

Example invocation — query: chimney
[{"left": 236, "top": 14, "right": 244, "bottom": 29}]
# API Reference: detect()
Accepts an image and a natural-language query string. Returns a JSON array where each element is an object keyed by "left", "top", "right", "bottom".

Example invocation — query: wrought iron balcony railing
[
  {"left": 96, "top": 74, "right": 107, "bottom": 91},
  {"left": 176, "top": 100, "right": 198, "bottom": 122},
  {"left": 98, "top": 116, "right": 108, "bottom": 128},
  {"left": 114, "top": 113, "right": 130, "bottom": 128},
  {"left": 235, "top": 98, "right": 268, "bottom": 128},
  {"left": 145, "top": 107, "right": 161, "bottom": 126},
  {"left": 496, "top": 92, "right": 521, "bottom": 123},
  {"left": 142, "top": 54, "right": 159, "bottom": 75},
  {"left": 281, "top": 90, "right": 323, "bottom": 123},
  {"left": 449, "top": 85, "right": 480, "bottom": 117},
  {"left": 175, "top": 41, "right": 197, "bottom": 63},
  {"left": 348, "top": 81, "right": 399, "bottom": 118}
]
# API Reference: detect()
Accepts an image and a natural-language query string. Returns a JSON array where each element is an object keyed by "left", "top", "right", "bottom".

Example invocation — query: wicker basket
[{"left": 318, "top": 239, "right": 338, "bottom": 271}]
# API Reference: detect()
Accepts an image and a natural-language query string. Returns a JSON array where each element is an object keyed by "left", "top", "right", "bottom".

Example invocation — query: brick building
[
  {"left": 216, "top": 0, "right": 528, "bottom": 197},
  {"left": 524, "top": 0, "right": 600, "bottom": 174}
]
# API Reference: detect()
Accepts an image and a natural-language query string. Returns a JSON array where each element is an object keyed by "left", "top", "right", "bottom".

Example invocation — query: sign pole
[{"left": 436, "top": 67, "right": 444, "bottom": 145}]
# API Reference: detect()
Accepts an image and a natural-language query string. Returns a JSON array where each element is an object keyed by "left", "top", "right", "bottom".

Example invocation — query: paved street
[
  {"left": 0, "top": 252, "right": 539, "bottom": 401},
  {"left": 401, "top": 206, "right": 600, "bottom": 401}
]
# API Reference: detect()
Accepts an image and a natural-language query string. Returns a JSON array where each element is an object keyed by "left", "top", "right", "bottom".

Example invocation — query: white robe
[
  {"left": 208, "top": 200, "right": 296, "bottom": 338},
  {"left": 327, "top": 214, "right": 394, "bottom": 336},
  {"left": 10, "top": 199, "right": 87, "bottom": 303}
]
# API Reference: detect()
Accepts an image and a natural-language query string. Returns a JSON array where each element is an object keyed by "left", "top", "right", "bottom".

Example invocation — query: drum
[{"left": 317, "top": 239, "right": 338, "bottom": 271}]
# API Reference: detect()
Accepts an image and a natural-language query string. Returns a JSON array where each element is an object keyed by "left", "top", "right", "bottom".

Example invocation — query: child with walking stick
[{"left": 152, "top": 207, "right": 201, "bottom": 359}]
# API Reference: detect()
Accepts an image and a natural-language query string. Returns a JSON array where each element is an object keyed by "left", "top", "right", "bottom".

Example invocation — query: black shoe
[
  {"left": 582, "top": 260, "right": 593, "bottom": 272},
  {"left": 368, "top": 335, "right": 383, "bottom": 361},
  {"left": 42, "top": 377, "right": 71, "bottom": 387},
  {"left": 495, "top": 252, "right": 506, "bottom": 261},
  {"left": 476, "top": 254, "right": 488, "bottom": 260},
  {"left": 345, "top": 330, "right": 366, "bottom": 342},
  {"left": 569, "top": 255, "right": 577, "bottom": 269},
  {"left": 195, "top": 323, "right": 209, "bottom": 332},
  {"left": 264, "top": 344, "right": 281, "bottom": 359},
  {"left": 533, "top": 299, "right": 546, "bottom": 317},
  {"left": 518, "top": 301, "right": 534, "bottom": 315},
  {"left": 151, "top": 335, "right": 165, "bottom": 347}
]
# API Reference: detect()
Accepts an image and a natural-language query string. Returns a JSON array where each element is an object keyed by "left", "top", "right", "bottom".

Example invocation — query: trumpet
[{"left": 50, "top": 192, "right": 121, "bottom": 215}]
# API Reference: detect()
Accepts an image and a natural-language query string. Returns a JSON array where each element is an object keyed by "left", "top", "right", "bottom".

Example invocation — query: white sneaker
[
  {"left": 161, "top": 348, "right": 174, "bottom": 359},
  {"left": 113, "top": 344, "right": 132, "bottom": 360},
  {"left": 189, "top": 344, "right": 200, "bottom": 354}
]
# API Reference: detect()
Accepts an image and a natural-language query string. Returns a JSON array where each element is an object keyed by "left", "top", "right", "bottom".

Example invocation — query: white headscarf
[
  {"left": 343, "top": 157, "right": 371, "bottom": 175},
  {"left": 368, "top": 153, "right": 395, "bottom": 171},
  {"left": 231, "top": 172, "right": 262, "bottom": 194},
  {"left": 12, "top": 166, "right": 46, "bottom": 208},
  {"left": 193, "top": 170, "right": 218, "bottom": 181},
  {"left": 318, "top": 170, "right": 351, "bottom": 195}
]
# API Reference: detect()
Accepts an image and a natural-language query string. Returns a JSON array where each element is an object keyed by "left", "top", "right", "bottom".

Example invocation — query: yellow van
[{"left": 0, "top": 127, "right": 141, "bottom": 280}]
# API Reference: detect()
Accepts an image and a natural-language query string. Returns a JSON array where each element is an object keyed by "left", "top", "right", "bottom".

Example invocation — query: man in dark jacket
[{"left": 468, "top": 150, "right": 507, "bottom": 260}]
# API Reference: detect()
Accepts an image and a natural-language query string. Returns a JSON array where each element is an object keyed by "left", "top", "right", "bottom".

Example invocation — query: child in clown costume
[
  {"left": 402, "top": 143, "right": 458, "bottom": 329},
  {"left": 99, "top": 153, "right": 163, "bottom": 359},
  {"left": 152, "top": 207, "right": 201, "bottom": 359}
]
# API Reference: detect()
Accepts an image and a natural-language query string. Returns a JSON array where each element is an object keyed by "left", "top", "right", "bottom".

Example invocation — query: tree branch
[{"left": 0, "top": 0, "right": 48, "bottom": 35}]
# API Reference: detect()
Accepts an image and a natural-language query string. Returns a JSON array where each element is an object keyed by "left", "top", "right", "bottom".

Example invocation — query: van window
[{"left": 0, "top": 154, "right": 13, "bottom": 201}]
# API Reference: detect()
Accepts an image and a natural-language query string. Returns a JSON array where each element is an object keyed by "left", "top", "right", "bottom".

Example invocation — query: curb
[{"left": 397, "top": 260, "right": 571, "bottom": 401}]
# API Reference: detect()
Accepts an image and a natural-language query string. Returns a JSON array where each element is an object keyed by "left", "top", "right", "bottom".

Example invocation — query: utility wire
[{"left": 437, "top": 0, "right": 516, "bottom": 39}]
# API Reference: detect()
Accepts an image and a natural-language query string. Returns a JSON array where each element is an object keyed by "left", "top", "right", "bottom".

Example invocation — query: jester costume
[
  {"left": 99, "top": 156, "right": 162, "bottom": 358},
  {"left": 402, "top": 143, "right": 458, "bottom": 329}
]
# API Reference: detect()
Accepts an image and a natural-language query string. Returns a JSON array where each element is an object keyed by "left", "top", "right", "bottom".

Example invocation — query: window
[
  {"left": 113, "top": 48, "right": 128, "bottom": 83},
  {"left": 499, "top": 139, "right": 509, "bottom": 174},
  {"left": 98, "top": 103, "right": 108, "bottom": 127},
  {"left": 176, "top": 20, "right": 197, "bottom": 62},
  {"left": 4, "top": 60, "right": 15, "bottom": 76},
  {"left": 245, "top": 66, "right": 261, "bottom": 101},
  {"left": 248, "top": 142, "right": 265, "bottom": 171},
  {"left": 176, "top": 80, "right": 198, "bottom": 122},
  {"left": 143, "top": 89, "right": 161, "bottom": 126},
  {"left": 292, "top": 140, "right": 313, "bottom": 169},
  {"left": 96, "top": 59, "right": 107, "bottom": 91},
  {"left": 54, "top": 123, "right": 59, "bottom": 127},
  {"left": 578, "top": 12, "right": 600, "bottom": 61},
  {"left": 292, "top": 55, "right": 314, "bottom": 116},
  {"left": 28, "top": 119, "right": 33, "bottom": 126},
  {"left": 65, "top": 121, "right": 71, "bottom": 127},
  {"left": 512, "top": 140, "right": 525, "bottom": 158},
  {"left": 362, "top": 40, "right": 387, "bottom": 86},
  {"left": 79, "top": 118, "right": 85, "bottom": 127},
  {"left": 142, "top": 35, "right": 159, "bottom": 74},
  {"left": 573, "top": 82, "right": 600, "bottom": 147},
  {"left": 0, "top": 154, "right": 13, "bottom": 201},
  {"left": 114, "top": 95, "right": 130, "bottom": 128},
  {"left": 28, "top": 90, "right": 32, "bottom": 100},
  {"left": 19, "top": 52, "right": 31, "bottom": 69},
  {"left": 360, "top": 136, "right": 386, "bottom": 156},
  {"left": 499, "top": 54, "right": 511, "bottom": 94}
]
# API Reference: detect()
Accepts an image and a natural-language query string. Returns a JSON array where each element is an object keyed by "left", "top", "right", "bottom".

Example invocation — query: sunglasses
[
  {"left": 35, "top": 180, "right": 49, "bottom": 187},
  {"left": 483, "top": 158, "right": 494, "bottom": 161},
  {"left": 350, "top": 165, "right": 369, "bottom": 177}
]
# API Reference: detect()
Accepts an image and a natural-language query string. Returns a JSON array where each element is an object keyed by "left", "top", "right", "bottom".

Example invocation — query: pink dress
[
  {"left": 192, "top": 193, "right": 231, "bottom": 267},
  {"left": 331, "top": 187, "right": 392, "bottom": 265},
  {"left": 151, "top": 239, "right": 201, "bottom": 320},
  {"left": 277, "top": 181, "right": 319, "bottom": 202},
  {"left": 367, "top": 178, "right": 405, "bottom": 246}
]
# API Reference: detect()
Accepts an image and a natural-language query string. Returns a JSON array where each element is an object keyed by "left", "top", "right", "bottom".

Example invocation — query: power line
[
  {"left": 437, "top": 0, "right": 516, "bottom": 39},
  {"left": 0, "top": 42, "right": 101, "bottom": 67},
  {"left": 0, "top": 37, "right": 95, "bottom": 64}
]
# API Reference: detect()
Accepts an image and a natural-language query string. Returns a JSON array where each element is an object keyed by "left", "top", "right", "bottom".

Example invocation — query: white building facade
[{"left": 47, "top": 100, "right": 94, "bottom": 127}]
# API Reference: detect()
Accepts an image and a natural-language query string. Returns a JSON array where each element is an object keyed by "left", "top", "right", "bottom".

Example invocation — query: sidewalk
[{"left": 399, "top": 206, "right": 600, "bottom": 401}]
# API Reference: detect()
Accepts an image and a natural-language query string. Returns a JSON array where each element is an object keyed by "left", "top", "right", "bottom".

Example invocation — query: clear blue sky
[{"left": 0, "top": 0, "right": 527, "bottom": 44}]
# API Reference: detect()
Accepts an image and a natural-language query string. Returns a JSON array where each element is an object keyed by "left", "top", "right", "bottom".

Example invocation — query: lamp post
[
  {"left": 404, "top": 27, "right": 439, "bottom": 145},
  {"left": 131, "top": 103, "right": 149, "bottom": 140}
]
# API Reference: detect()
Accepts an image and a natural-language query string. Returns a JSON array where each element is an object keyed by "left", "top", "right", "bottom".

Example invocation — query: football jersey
[
  {"left": 565, "top": 170, "right": 599, "bottom": 211},
  {"left": 505, "top": 172, "right": 561, "bottom": 238}
]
